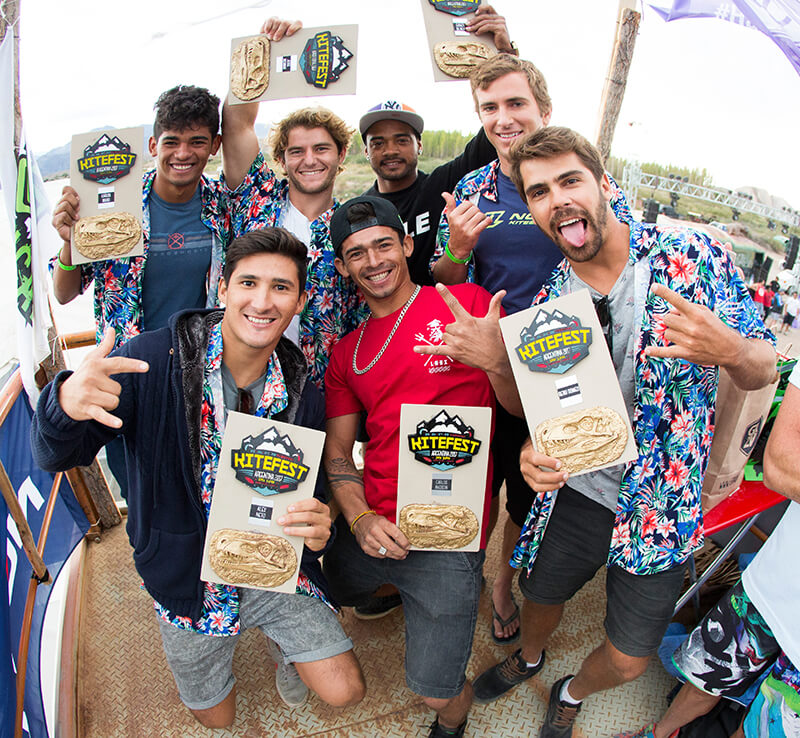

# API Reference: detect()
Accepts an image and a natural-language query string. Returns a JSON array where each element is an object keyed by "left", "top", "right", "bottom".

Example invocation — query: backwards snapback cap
[
  {"left": 359, "top": 101, "right": 424, "bottom": 140},
  {"left": 330, "top": 196, "right": 407, "bottom": 258}
]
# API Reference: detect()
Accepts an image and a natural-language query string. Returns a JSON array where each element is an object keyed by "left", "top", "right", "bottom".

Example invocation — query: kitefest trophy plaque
[
  {"left": 68, "top": 126, "right": 144, "bottom": 265},
  {"left": 499, "top": 290, "right": 636, "bottom": 477},
  {"left": 200, "top": 412, "right": 325, "bottom": 593},
  {"left": 396, "top": 403, "right": 491, "bottom": 552},
  {"left": 419, "top": 0, "right": 499, "bottom": 82},
  {"left": 228, "top": 25, "right": 358, "bottom": 105}
]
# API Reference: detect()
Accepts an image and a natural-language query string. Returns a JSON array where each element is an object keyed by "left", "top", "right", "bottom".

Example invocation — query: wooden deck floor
[{"left": 74, "top": 507, "right": 675, "bottom": 738}]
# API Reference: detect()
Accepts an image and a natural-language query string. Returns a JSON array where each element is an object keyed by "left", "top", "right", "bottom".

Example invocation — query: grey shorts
[
  {"left": 157, "top": 587, "right": 352, "bottom": 711},
  {"left": 323, "top": 516, "right": 484, "bottom": 699},
  {"left": 518, "top": 485, "right": 687, "bottom": 658}
]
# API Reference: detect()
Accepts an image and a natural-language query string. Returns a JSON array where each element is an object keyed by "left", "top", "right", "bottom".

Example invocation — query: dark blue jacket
[{"left": 31, "top": 309, "right": 331, "bottom": 621}]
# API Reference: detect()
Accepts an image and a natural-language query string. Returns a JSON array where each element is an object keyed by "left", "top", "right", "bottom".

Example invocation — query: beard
[
  {"left": 550, "top": 197, "right": 609, "bottom": 263},
  {"left": 372, "top": 155, "right": 417, "bottom": 182}
]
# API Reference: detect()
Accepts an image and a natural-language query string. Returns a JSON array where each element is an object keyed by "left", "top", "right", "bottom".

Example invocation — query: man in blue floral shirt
[
  {"left": 471, "top": 127, "right": 776, "bottom": 738},
  {"left": 32, "top": 229, "right": 365, "bottom": 728},
  {"left": 221, "top": 19, "right": 367, "bottom": 391}
]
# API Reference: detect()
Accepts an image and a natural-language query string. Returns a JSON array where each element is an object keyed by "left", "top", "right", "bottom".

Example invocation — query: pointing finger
[
  {"left": 434, "top": 283, "right": 470, "bottom": 320},
  {"left": 651, "top": 283, "right": 692, "bottom": 314},
  {"left": 104, "top": 356, "right": 150, "bottom": 376}
]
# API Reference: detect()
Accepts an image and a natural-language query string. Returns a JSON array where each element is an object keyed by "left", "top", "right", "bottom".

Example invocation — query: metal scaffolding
[{"left": 622, "top": 162, "right": 800, "bottom": 228}]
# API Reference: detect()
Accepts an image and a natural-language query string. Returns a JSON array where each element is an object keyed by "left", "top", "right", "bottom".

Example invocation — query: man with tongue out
[
  {"left": 430, "top": 54, "right": 632, "bottom": 649},
  {"left": 471, "top": 126, "right": 776, "bottom": 738}
]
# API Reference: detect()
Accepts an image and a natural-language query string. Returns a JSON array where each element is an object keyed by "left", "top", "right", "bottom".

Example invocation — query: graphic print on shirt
[{"left": 414, "top": 318, "right": 454, "bottom": 374}]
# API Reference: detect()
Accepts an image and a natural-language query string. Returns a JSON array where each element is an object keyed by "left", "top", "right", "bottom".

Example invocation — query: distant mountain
[{"left": 35, "top": 123, "right": 271, "bottom": 180}]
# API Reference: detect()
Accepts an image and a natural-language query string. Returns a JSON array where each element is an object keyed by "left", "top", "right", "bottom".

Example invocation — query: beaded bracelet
[
  {"left": 57, "top": 254, "right": 77, "bottom": 271},
  {"left": 349, "top": 509, "right": 377, "bottom": 534},
  {"left": 444, "top": 242, "right": 471, "bottom": 265}
]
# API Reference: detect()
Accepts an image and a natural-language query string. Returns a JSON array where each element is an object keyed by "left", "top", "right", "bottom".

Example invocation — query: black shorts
[
  {"left": 517, "top": 485, "right": 687, "bottom": 657},
  {"left": 783, "top": 313, "right": 794, "bottom": 326},
  {"left": 491, "top": 404, "right": 536, "bottom": 528}
]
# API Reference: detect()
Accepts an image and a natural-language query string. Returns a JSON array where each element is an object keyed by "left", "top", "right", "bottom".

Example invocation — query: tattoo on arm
[{"left": 326, "top": 456, "right": 364, "bottom": 490}]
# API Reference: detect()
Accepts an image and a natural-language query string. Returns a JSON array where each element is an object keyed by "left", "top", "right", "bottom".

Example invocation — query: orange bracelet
[{"left": 349, "top": 509, "right": 377, "bottom": 534}]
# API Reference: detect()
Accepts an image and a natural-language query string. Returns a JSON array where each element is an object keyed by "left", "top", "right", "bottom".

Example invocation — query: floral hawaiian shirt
[
  {"left": 431, "top": 159, "right": 634, "bottom": 278},
  {"left": 154, "top": 321, "right": 329, "bottom": 635},
  {"left": 60, "top": 158, "right": 267, "bottom": 349},
  {"left": 231, "top": 161, "right": 368, "bottom": 390},
  {"left": 511, "top": 221, "right": 775, "bottom": 576}
]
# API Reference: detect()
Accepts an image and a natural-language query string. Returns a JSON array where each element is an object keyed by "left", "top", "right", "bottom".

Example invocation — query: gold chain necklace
[{"left": 352, "top": 285, "right": 421, "bottom": 375}]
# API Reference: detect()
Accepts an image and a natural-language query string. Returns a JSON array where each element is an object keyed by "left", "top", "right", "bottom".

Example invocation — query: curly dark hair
[{"left": 153, "top": 85, "right": 221, "bottom": 139}]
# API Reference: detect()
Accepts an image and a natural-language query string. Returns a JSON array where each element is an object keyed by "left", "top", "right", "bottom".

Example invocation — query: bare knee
[
  {"left": 608, "top": 647, "right": 650, "bottom": 683},
  {"left": 190, "top": 688, "right": 236, "bottom": 728},
  {"left": 298, "top": 652, "right": 366, "bottom": 707},
  {"left": 422, "top": 695, "right": 452, "bottom": 712}
]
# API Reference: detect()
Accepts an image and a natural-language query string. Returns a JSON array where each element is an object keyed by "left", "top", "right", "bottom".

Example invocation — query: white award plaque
[
  {"left": 499, "top": 290, "right": 636, "bottom": 477},
  {"left": 200, "top": 412, "right": 325, "bottom": 593},
  {"left": 396, "top": 403, "right": 491, "bottom": 552},
  {"left": 69, "top": 126, "right": 144, "bottom": 265},
  {"left": 228, "top": 25, "right": 358, "bottom": 105}
]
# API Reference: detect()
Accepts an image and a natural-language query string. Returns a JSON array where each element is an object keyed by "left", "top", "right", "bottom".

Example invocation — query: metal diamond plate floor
[{"left": 75, "top": 504, "right": 675, "bottom": 737}]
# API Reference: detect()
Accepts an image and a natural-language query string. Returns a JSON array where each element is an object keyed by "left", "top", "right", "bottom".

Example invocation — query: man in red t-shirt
[{"left": 323, "top": 195, "right": 519, "bottom": 738}]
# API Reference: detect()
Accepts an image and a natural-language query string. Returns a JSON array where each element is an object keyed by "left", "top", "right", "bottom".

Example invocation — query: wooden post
[{"left": 596, "top": 0, "right": 641, "bottom": 165}]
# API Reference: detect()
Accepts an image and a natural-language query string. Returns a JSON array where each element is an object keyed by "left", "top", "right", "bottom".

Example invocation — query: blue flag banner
[
  {"left": 645, "top": 0, "right": 800, "bottom": 77},
  {"left": 1, "top": 383, "right": 89, "bottom": 736}
]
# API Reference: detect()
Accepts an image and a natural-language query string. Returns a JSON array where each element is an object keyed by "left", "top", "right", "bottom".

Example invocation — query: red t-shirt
[{"left": 326, "top": 283, "right": 497, "bottom": 546}]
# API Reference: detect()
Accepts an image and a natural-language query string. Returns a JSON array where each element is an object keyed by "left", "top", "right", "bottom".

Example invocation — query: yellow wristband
[
  {"left": 57, "top": 254, "right": 77, "bottom": 271},
  {"left": 350, "top": 509, "right": 377, "bottom": 534},
  {"left": 445, "top": 242, "right": 471, "bottom": 265}
]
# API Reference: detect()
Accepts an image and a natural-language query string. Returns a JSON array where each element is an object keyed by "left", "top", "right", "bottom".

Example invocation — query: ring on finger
[{"left": 377, "top": 545, "right": 387, "bottom": 556}]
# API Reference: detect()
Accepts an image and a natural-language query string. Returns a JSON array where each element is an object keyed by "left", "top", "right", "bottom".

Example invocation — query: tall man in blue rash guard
[
  {"left": 471, "top": 127, "right": 776, "bottom": 738},
  {"left": 31, "top": 229, "right": 365, "bottom": 729}
]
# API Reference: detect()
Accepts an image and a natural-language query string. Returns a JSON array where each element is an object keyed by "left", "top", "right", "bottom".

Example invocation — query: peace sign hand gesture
[{"left": 58, "top": 328, "right": 149, "bottom": 429}]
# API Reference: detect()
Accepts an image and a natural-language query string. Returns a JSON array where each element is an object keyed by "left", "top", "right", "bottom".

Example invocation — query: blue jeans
[{"left": 323, "top": 516, "right": 484, "bottom": 699}]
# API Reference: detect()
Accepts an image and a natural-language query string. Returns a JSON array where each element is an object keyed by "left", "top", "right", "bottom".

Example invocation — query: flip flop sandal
[{"left": 491, "top": 594, "right": 521, "bottom": 645}]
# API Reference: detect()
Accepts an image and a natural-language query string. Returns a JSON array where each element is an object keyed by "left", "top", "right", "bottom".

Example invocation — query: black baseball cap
[{"left": 330, "top": 196, "right": 407, "bottom": 258}]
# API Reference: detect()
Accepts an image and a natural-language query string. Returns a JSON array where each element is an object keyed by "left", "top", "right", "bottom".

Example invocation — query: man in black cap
[
  {"left": 359, "top": 5, "right": 517, "bottom": 286},
  {"left": 322, "top": 195, "right": 518, "bottom": 738}
]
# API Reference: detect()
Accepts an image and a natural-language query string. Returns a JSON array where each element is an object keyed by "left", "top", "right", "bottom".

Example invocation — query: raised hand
[
  {"left": 260, "top": 17, "right": 302, "bottom": 41},
  {"left": 52, "top": 186, "right": 80, "bottom": 244},
  {"left": 57, "top": 328, "right": 149, "bottom": 428},
  {"left": 441, "top": 192, "right": 492, "bottom": 262},
  {"left": 466, "top": 4, "right": 515, "bottom": 54},
  {"left": 414, "top": 283, "right": 507, "bottom": 374},
  {"left": 645, "top": 283, "right": 745, "bottom": 368},
  {"left": 277, "top": 497, "right": 333, "bottom": 552}
]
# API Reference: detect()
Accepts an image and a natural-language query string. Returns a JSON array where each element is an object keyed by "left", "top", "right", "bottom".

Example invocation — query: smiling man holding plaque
[
  {"left": 322, "top": 195, "right": 519, "bottom": 738},
  {"left": 471, "top": 127, "right": 777, "bottom": 738},
  {"left": 31, "top": 228, "right": 365, "bottom": 728}
]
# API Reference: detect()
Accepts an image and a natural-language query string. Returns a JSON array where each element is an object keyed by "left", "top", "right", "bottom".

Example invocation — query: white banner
[{"left": 0, "top": 31, "right": 57, "bottom": 405}]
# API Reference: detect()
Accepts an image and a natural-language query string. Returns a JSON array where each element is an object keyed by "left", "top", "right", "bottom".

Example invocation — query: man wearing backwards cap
[
  {"left": 322, "top": 195, "right": 519, "bottom": 738},
  {"left": 359, "top": 5, "right": 517, "bottom": 287}
]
